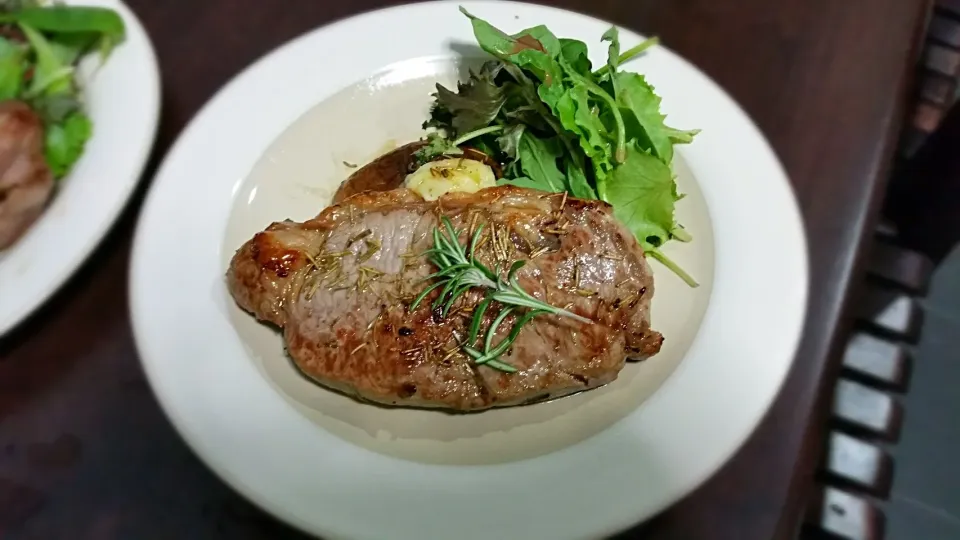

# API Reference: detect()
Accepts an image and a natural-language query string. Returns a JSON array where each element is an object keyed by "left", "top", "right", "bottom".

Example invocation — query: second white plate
[{"left": 0, "top": 0, "right": 160, "bottom": 335}]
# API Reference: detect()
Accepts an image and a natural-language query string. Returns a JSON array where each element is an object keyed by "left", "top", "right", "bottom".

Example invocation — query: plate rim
[
  {"left": 0, "top": 0, "right": 161, "bottom": 335},
  {"left": 129, "top": 2, "right": 809, "bottom": 539}
]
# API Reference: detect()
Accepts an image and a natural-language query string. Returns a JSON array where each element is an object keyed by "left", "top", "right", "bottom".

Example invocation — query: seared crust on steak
[{"left": 228, "top": 186, "right": 662, "bottom": 410}]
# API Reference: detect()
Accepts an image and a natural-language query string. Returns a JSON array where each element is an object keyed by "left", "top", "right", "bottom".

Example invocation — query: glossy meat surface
[{"left": 228, "top": 186, "right": 662, "bottom": 410}]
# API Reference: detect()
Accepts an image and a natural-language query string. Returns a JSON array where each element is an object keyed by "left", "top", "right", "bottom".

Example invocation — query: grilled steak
[
  {"left": 227, "top": 186, "right": 662, "bottom": 410},
  {"left": 0, "top": 101, "right": 54, "bottom": 250}
]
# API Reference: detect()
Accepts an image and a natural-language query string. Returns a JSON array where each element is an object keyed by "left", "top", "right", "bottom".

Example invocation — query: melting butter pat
[{"left": 404, "top": 158, "right": 496, "bottom": 201}]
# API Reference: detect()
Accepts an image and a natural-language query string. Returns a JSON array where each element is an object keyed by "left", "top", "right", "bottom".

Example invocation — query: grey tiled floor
[{"left": 886, "top": 245, "right": 960, "bottom": 539}]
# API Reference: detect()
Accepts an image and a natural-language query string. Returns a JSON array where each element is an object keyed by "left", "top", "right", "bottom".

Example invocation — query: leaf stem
[
  {"left": 452, "top": 125, "right": 504, "bottom": 146},
  {"left": 592, "top": 36, "right": 660, "bottom": 78},
  {"left": 670, "top": 225, "right": 693, "bottom": 243},
  {"left": 647, "top": 247, "right": 698, "bottom": 287}
]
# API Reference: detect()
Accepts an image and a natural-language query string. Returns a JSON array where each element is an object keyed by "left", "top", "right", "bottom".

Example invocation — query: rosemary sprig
[{"left": 410, "top": 216, "right": 591, "bottom": 372}]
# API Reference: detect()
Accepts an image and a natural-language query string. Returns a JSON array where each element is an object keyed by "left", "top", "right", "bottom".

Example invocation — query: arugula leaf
[
  {"left": 29, "top": 93, "right": 81, "bottom": 123},
  {"left": 559, "top": 38, "right": 591, "bottom": 75},
  {"left": 431, "top": 61, "right": 506, "bottom": 134},
  {"left": 19, "top": 23, "right": 73, "bottom": 97},
  {"left": 603, "top": 143, "right": 677, "bottom": 250},
  {"left": 461, "top": 7, "right": 564, "bottom": 88},
  {"left": 1, "top": 6, "right": 124, "bottom": 36},
  {"left": 44, "top": 109, "right": 91, "bottom": 178},
  {"left": 465, "top": 14, "right": 594, "bottom": 142},
  {"left": 493, "top": 41, "right": 561, "bottom": 84},
  {"left": 1, "top": 6, "right": 125, "bottom": 62},
  {"left": 0, "top": 6, "right": 125, "bottom": 56},
  {"left": 565, "top": 156, "right": 597, "bottom": 199},
  {"left": 557, "top": 55, "right": 626, "bottom": 164},
  {"left": 48, "top": 38, "right": 85, "bottom": 66},
  {"left": 614, "top": 72, "right": 674, "bottom": 163},
  {"left": 513, "top": 25, "right": 562, "bottom": 57},
  {"left": 461, "top": 7, "right": 560, "bottom": 56},
  {"left": 501, "top": 98, "right": 548, "bottom": 130},
  {"left": 603, "top": 147, "right": 699, "bottom": 285},
  {"left": 602, "top": 27, "right": 620, "bottom": 69},
  {"left": 553, "top": 80, "right": 612, "bottom": 171},
  {"left": 495, "top": 123, "right": 525, "bottom": 161},
  {"left": 601, "top": 27, "right": 620, "bottom": 95},
  {"left": 516, "top": 132, "right": 565, "bottom": 192},
  {"left": 0, "top": 37, "right": 25, "bottom": 101}
]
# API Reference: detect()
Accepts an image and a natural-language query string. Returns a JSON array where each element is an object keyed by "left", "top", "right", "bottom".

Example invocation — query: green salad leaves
[
  {"left": 0, "top": 1, "right": 125, "bottom": 177},
  {"left": 422, "top": 7, "right": 700, "bottom": 285}
]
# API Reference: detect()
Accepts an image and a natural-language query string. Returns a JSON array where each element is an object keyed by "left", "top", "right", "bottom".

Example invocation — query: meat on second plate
[{"left": 0, "top": 101, "right": 52, "bottom": 250}]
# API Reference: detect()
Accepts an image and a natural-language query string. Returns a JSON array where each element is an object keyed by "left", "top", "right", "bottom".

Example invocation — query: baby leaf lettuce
[
  {"left": 616, "top": 72, "right": 673, "bottom": 163},
  {"left": 603, "top": 144, "right": 696, "bottom": 285},
  {"left": 424, "top": 8, "right": 700, "bottom": 285},
  {"left": 0, "top": 37, "right": 25, "bottom": 100},
  {"left": 429, "top": 61, "right": 506, "bottom": 133},
  {"left": 564, "top": 156, "right": 596, "bottom": 199},
  {"left": 605, "top": 144, "right": 674, "bottom": 246},
  {"left": 554, "top": 81, "right": 612, "bottom": 175},
  {"left": 516, "top": 132, "right": 566, "bottom": 192},
  {"left": 559, "top": 38, "right": 591, "bottom": 76},
  {"left": 44, "top": 109, "right": 91, "bottom": 178},
  {"left": 495, "top": 123, "right": 525, "bottom": 160}
]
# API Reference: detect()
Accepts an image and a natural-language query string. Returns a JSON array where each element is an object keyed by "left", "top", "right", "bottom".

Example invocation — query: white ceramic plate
[
  {"left": 130, "top": 2, "right": 807, "bottom": 539},
  {"left": 0, "top": 0, "right": 160, "bottom": 335}
]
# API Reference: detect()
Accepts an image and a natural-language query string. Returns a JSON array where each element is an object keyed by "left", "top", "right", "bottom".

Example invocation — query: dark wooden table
[{"left": 0, "top": 0, "right": 930, "bottom": 538}]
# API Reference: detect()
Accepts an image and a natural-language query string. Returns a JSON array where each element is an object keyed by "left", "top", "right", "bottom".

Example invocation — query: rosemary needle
[{"left": 410, "top": 216, "right": 590, "bottom": 372}]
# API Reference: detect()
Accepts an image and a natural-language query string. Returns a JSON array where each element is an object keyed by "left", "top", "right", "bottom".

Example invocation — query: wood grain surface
[{"left": 0, "top": 0, "right": 931, "bottom": 538}]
